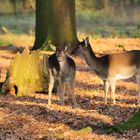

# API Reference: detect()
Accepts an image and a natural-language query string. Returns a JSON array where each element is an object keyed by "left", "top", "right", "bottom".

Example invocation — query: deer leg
[
  {"left": 110, "top": 79, "right": 116, "bottom": 104},
  {"left": 69, "top": 81, "right": 78, "bottom": 107},
  {"left": 104, "top": 80, "right": 110, "bottom": 104},
  {"left": 58, "top": 81, "right": 65, "bottom": 105},
  {"left": 48, "top": 71, "right": 54, "bottom": 105}
]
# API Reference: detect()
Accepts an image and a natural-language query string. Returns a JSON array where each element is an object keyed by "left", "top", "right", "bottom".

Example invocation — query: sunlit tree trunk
[
  {"left": 2, "top": 49, "right": 49, "bottom": 96},
  {"left": 33, "top": 0, "right": 79, "bottom": 52}
]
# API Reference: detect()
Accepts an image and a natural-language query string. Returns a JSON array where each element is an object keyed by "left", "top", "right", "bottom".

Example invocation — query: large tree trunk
[{"left": 33, "top": 0, "right": 79, "bottom": 52}]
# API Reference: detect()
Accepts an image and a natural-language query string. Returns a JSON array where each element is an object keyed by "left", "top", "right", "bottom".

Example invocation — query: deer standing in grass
[
  {"left": 79, "top": 37, "right": 140, "bottom": 104},
  {"left": 48, "top": 44, "right": 78, "bottom": 107}
]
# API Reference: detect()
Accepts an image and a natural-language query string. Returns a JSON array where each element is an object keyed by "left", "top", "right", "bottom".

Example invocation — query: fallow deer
[
  {"left": 79, "top": 37, "right": 140, "bottom": 104},
  {"left": 47, "top": 44, "right": 78, "bottom": 107}
]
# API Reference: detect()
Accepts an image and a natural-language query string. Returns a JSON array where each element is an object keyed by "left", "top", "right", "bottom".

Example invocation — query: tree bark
[{"left": 33, "top": 0, "right": 79, "bottom": 52}]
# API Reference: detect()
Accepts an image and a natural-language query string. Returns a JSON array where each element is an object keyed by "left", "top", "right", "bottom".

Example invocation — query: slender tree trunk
[{"left": 33, "top": 0, "right": 79, "bottom": 52}]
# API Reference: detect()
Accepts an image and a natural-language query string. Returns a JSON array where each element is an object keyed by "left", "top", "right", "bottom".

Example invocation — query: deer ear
[
  {"left": 85, "top": 37, "right": 89, "bottom": 43},
  {"left": 50, "top": 44, "right": 56, "bottom": 51},
  {"left": 84, "top": 37, "right": 89, "bottom": 47}
]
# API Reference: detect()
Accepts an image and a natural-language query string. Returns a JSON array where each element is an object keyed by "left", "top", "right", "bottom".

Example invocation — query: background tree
[{"left": 33, "top": 0, "right": 79, "bottom": 51}]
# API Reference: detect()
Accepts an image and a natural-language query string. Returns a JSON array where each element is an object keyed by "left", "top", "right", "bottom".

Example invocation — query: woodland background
[{"left": 0, "top": 0, "right": 140, "bottom": 37}]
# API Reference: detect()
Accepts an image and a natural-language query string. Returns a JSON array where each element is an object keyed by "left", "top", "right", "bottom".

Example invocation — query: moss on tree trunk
[
  {"left": 33, "top": 0, "right": 79, "bottom": 52},
  {"left": 2, "top": 49, "right": 50, "bottom": 96}
]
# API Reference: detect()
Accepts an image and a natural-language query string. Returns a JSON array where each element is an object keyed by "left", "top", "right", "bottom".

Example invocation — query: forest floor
[{"left": 0, "top": 33, "right": 140, "bottom": 139}]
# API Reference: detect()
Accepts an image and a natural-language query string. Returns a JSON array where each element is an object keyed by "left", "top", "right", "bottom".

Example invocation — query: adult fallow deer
[{"left": 79, "top": 37, "right": 140, "bottom": 104}]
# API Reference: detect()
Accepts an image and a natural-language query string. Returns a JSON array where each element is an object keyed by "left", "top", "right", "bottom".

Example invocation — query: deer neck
[{"left": 82, "top": 46, "right": 100, "bottom": 70}]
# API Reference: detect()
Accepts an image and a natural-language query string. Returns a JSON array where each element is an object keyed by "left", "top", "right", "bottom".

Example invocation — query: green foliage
[
  {"left": 103, "top": 110, "right": 140, "bottom": 133},
  {"left": 76, "top": 0, "right": 140, "bottom": 38},
  {"left": 0, "top": 0, "right": 140, "bottom": 37},
  {"left": 0, "top": 39, "right": 12, "bottom": 46},
  {"left": 0, "top": 13, "right": 35, "bottom": 34}
]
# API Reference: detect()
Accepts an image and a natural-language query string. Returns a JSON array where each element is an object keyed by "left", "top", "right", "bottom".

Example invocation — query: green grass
[
  {"left": 0, "top": 10, "right": 140, "bottom": 38},
  {"left": 103, "top": 110, "right": 140, "bottom": 133},
  {"left": 0, "top": 13, "right": 35, "bottom": 34},
  {"left": 0, "top": 39, "right": 12, "bottom": 46},
  {"left": 76, "top": 10, "right": 140, "bottom": 38}
]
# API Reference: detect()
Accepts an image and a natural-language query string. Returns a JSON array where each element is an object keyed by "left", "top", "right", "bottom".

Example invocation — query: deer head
[
  {"left": 79, "top": 37, "right": 89, "bottom": 48},
  {"left": 50, "top": 43, "right": 70, "bottom": 61}
]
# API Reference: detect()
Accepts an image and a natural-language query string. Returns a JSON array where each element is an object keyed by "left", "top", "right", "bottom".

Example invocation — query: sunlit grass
[
  {"left": 77, "top": 32, "right": 140, "bottom": 55},
  {"left": 0, "top": 32, "right": 140, "bottom": 55},
  {"left": 0, "top": 33, "right": 34, "bottom": 47}
]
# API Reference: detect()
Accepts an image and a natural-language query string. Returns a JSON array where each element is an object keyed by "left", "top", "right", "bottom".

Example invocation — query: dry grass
[
  {"left": 78, "top": 32, "right": 140, "bottom": 53},
  {"left": 0, "top": 33, "right": 34, "bottom": 48},
  {"left": 0, "top": 33, "right": 140, "bottom": 139}
]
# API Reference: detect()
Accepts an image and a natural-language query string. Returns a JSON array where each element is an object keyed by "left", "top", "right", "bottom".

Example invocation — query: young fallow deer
[
  {"left": 79, "top": 37, "right": 140, "bottom": 104},
  {"left": 47, "top": 44, "right": 78, "bottom": 107}
]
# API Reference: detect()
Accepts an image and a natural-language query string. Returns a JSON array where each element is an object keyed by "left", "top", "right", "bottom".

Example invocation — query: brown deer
[
  {"left": 79, "top": 37, "right": 140, "bottom": 104},
  {"left": 47, "top": 44, "right": 78, "bottom": 107}
]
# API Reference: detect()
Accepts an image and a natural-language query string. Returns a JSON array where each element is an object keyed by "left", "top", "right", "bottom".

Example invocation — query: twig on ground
[{"left": 0, "top": 107, "right": 25, "bottom": 120}]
